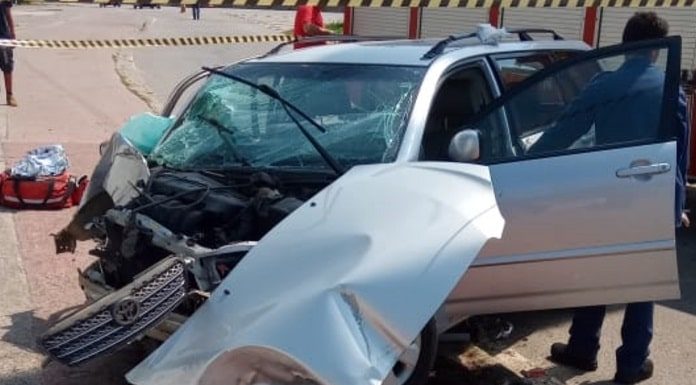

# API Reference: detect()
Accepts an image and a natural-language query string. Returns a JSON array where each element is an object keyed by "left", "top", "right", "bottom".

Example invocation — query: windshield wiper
[
  {"left": 202, "top": 66, "right": 344, "bottom": 175},
  {"left": 199, "top": 115, "right": 252, "bottom": 167}
]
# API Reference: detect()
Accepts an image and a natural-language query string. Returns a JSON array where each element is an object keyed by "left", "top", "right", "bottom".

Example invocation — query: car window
[
  {"left": 167, "top": 76, "right": 207, "bottom": 119},
  {"left": 475, "top": 45, "right": 672, "bottom": 163},
  {"left": 495, "top": 51, "right": 578, "bottom": 91},
  {"left": 421, "top": 65, "right": 494, "bottom": 161},
  {"left": 151, "top": 64, "right": 426, "bottom": 171}
]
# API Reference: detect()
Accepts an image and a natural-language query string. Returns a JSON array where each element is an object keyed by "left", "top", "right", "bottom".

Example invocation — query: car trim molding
[{"left": 471, "top": 238, "right": 674, "bottom": 267}]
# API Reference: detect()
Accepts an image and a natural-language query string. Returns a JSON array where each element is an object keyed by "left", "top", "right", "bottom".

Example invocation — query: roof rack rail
[
  {"left": 421, "top": 28, "right": 564, "bottom": 60},
  {"left": 261, "top": 35, "right": 401, "bottom": 58},
  {"left": 507, "top": 28, "right": 564, "bottom": 41},
  {"left": 421, "top": 32, "right": 477, "bottom": 60}
]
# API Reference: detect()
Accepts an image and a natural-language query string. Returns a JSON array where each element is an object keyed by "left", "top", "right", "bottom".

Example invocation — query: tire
[{"left": 385, "top": 319, "right": 438, "bottom": 385}]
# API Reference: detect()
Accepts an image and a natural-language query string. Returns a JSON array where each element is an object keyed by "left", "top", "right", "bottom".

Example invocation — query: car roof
[{"left": 247, "top": 38, "right": 591, "bottom": 67}]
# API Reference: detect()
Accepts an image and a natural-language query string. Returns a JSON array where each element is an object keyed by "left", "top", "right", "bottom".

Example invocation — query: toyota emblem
[{"left": 111, "top": 297, "right": 140, "bottom": 326}]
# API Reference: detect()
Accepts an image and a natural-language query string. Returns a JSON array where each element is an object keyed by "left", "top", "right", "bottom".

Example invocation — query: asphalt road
[
  {"left": 0, "top": 4, "right": 695, "bottom": 385},
  {"left": 14, "top": 4, "right": 341, "bottom": 105}
]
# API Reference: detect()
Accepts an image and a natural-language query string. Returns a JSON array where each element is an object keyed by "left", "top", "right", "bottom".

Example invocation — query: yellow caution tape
[
  {"left": 42, "top": 0, "right": 696, "bottom": 7},
  {"left": 0, "top": 34, "right": 294, "bottom": 49}
]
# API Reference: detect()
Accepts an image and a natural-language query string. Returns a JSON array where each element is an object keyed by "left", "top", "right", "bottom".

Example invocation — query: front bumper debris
[
  {"left": 39, "top": 257, "right": 186, "bottom": 366},
  {"left": 78, "top": 263, "right": 188, "bottom": 342}
]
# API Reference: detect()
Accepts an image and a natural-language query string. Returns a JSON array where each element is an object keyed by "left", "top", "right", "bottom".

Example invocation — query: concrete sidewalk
[
  {"left": 0, "top": 142, "right": 43, "bottom": 385},
  {"left": 0, "top": 48, "right": 147, "bottom": 385}
]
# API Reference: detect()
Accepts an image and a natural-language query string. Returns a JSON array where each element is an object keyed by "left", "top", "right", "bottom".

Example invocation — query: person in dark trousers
[
  {"left": 191, "top": 0, "right": 200, "bottom": 20},
  {"left": 548, "top": 12, "right": 690, "bottom": 384},
  {"left": 0, "top": 0, "right": 16, "bottom": 107}
]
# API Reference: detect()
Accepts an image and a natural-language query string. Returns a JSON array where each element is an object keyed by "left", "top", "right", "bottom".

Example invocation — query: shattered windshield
[{"left": 150, "top": 63, "right": 425, "bottom": 171}]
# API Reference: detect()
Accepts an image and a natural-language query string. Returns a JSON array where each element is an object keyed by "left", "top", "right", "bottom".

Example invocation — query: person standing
[
  {"left": 547, "top": 12, "right": 689, "bottom": 384},
  {"left": 293, "top": 5, "right": 332, "bottom": 49},
  {"left": 0, "top": 0, "right": 16, "bottom": 107},
  {"left": 191, "top": 0, "right": 201, "bottom": 21}
]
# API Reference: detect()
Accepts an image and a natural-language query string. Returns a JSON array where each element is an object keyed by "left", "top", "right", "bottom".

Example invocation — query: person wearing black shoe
[{"left": 549, "top": 12, "right": 690, "bottom": 385}]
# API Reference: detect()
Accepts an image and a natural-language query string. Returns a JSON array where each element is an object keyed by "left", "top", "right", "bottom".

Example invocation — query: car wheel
[{"left": 384, "top": 319, "right": 437, "bottom": 385}]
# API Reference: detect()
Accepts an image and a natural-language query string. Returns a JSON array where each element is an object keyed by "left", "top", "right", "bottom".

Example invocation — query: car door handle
[{"left": 616, "top": 163, "right": 671, "bottom": 178}]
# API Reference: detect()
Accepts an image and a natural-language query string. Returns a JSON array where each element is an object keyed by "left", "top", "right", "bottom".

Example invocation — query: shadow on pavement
[
  {"left": 1, "top": 305, "right": 87, "bottom": 356},
  {"left": 3, "top": 307, "right": 155, "bottom": 385},
  {"left": 452, "top": 310, "right": 570, "bottom": 357},
  {"left": 1, "top": 310, "right": 40, "bottom": 354},
  {"left": 543, "top": 364, "right": 615, "bottom": 385},
  {"left": 41, "top": 343, "right": 151, "bottom": 385},
  {"left": 0, "top": 368, "right": 42, "bottom": 385}
]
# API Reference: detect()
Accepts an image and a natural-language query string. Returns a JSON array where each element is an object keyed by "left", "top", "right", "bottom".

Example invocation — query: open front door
[{"left": 448, "top": 36, "right": 684, "bottom": 316}]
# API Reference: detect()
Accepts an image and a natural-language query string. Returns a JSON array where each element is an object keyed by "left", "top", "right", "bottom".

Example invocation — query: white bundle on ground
[{"left": 10, "top": 145, "right": 69, "bottom": 179}]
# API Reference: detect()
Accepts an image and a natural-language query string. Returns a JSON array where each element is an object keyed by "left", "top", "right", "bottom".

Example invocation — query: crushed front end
[{"left": 44, "top": 131, "right": 334, "bottom": 365}]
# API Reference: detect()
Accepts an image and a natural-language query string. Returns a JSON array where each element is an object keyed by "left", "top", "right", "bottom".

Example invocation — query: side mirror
[{"left": 448, "top": 129, "right": 480, "bottom": 162}]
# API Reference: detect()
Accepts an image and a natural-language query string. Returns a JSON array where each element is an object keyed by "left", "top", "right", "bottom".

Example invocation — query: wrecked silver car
[{"left": 43, "top": 32, "right": 682, "bottom": 385}]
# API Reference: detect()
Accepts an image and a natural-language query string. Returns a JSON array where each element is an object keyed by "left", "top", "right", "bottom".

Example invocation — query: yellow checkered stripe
[
  {"left": 0, "top": 34, "right": 294, "bottom": 49},
  {"left": 44, "top": 0, "right": 696, "bottom": 7}
]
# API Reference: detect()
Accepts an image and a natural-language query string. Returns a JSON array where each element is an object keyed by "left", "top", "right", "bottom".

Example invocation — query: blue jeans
[{"left": 567, "top": 302, "right": 653, "bottom": 375}]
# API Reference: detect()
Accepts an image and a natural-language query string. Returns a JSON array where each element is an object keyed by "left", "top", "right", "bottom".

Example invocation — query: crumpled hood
[{"left": 127, "top": 162, "right": 504, "bottom": 385}]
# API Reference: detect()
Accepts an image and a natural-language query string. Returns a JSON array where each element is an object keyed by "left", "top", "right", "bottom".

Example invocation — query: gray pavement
[
  {"left": 120, "top": 6, "right": 339, "bottom": 104},
  {"left": 14, "top": 4, "right": 341, "bottom": 105},
  {"left": 127, "top": 43, "right": 278, "bottom": 106},
  {"left": 14, "top": 5, "right": 340, "bottom": 40}
]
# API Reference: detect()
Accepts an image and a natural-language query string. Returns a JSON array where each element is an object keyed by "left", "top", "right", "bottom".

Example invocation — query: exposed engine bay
[{"left": 91, "top": 168, "right": 331, "bottom": 289}]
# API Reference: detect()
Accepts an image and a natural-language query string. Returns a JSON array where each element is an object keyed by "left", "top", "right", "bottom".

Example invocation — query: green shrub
[{"left": 326, "top": 22, "right": 344, "bottom": 34}]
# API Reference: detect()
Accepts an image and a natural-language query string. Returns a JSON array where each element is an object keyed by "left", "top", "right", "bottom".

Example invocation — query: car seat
[{"left": 422, "top": 78, "right": 480, "bottom": 161}]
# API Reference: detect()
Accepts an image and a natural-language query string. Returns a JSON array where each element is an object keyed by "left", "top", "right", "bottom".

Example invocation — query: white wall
[
  {"left": 353, "top": 7, "right": 410, "bottom": 37},
  {"left": 420, "top": 8, "right": 489, "bottom": 38}
]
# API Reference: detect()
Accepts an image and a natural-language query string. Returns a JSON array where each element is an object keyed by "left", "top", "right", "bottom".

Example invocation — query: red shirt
[{"left": 293, "top": 5, "right": 324, "bottom": 46}]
